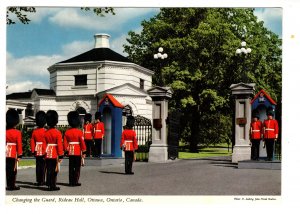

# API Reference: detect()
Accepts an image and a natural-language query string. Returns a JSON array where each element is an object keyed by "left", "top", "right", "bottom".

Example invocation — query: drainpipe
[{"left": 95, "top": 64, "right": 103, "bottom": 112}]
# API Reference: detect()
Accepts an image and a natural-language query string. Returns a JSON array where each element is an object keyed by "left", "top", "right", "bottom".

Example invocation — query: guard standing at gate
[
  {"left": 83, "top": 113, "right": 94, "bottom": 157},
  {"left": 44, "top": 110, "right": 64, "bottom": 191},
  {"left": 64, "top": 111, "right": 86, "bottom": 186},
  {"left": 93, "top": 112, "right": 105, "bottom": 158},
  {"left": 120, "top": 116, "right": 138, "bottom": 174},
  {"left": 6, "top": 109, "right": 23, "bottom": 191},
  {"left": 250, "top": 110, "right": 263, "bottom": 160},
  {"left": 263, "top": 107, "right": 279, "bottom": 161},
  {"left": 30, "top": 111, "right": 47, "bottom": 186}
]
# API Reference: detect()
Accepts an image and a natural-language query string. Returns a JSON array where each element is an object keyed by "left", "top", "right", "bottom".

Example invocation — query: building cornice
[{"left": 48, "top": 60, "right": 154, "bottom": 76}]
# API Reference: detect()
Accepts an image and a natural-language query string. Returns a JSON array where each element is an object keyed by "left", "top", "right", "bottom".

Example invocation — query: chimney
[{"left": 94, "top": 33, "right": 110, "bottom": 48}]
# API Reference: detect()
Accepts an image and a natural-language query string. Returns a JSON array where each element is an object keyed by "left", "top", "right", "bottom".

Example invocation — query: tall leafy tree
[{"left": 124, "top": 8, "right": 282, "bottom": 152}]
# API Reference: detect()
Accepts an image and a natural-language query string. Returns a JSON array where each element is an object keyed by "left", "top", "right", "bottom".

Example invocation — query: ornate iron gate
[{"left": 133, "top": 115, "right": 152, "bottom": 146}]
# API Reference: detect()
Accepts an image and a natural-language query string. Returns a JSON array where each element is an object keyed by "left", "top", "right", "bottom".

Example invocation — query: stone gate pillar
[
  {"left": 230, "top": 83, "right": 255, "bottom": 163},
  {"left": 147, "top": 86, "right": 173, "bottom": 162}
]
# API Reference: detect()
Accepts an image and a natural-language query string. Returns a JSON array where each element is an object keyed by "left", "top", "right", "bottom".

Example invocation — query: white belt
[
  {"left": 85, "top": 131, "right": 91, "bottom": 133},
  {"left": 95, "top": 130, "right": 102, "bottom": 132},
  {"left": 47, "top": 144, "right": 57, "bottom": 146},
  {"left": 125, "top": 140, "right": 133, "bottom": 143},
  {"left": 69, "top": 142, "right": 80, "bottom": 145},
  {"left": 252, "top": 130, "right": 260, "bottom": 132},
  {"left": 6, "top": 142, "right": 16, "bottom": 145},
  {"left": 36, "top": 142, "right": 43, "bottom": 145},
  {"left": 265, "top": 128, "right": 275, "bottom": 131}
]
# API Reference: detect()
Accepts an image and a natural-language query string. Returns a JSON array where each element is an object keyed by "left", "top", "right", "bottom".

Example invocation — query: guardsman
[
  {"left": 263, "top": 107, "right": 279, "bottom": 161},
  {"left": 64, "top": 111, "right": 87, "bottom": 186},
  {"left": 120, "top": 116, "right": 138, "bottom": 175},
  {"left": 83, "top": 113, "right": 94, "bottom": 157},
  {"left": 93, "top": 112, "right": 105, "bottom": 158},
  {"left": 44, "top": 110, "right": 64, "bottom": 191},
  {"left": 250, "top": 110, "right": 263, "bottom": 160},
  {"left": 30, "top": 111, "right": 47, "bottom": 186},
  {"left": 6, "top": 109, "right": 23, "bottom": 191}
]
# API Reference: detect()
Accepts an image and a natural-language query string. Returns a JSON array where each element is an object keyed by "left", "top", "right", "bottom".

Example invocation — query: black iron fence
[{"left": 133, "top": 115, "right": 152, "bottom": 161}]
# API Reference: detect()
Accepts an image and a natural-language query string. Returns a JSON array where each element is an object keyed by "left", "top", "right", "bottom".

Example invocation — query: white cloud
[
  {"left": 6, "top": 52, "right": 63, "bottom": 94},
  {"left": 47, "top": 8, "right": 158, "bottom": 31},
  {"left": 61, "top": 40, "right": 93, "bottom": 57},
  {"left": 6, "top": 81, "right": 48, "bottom": 95}
]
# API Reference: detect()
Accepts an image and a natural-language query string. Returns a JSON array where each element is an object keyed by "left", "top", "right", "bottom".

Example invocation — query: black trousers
[
  {"left": 94, "top": 139, "right": 103, "bottom": 157},
  {"left": 85, "top": 140, "right": 94, "bottom": 157},
  {"left": 6, "top": 158, "right": 17, "bottom": 188},
  {"left": 265, "top": 139, "right": 275, "bottom": 160},
  {"left": 45, "top": 159, "right": 58, "bottom": 188},
  {"left": 251, "top": 139, "right": 260, "bottom": 160},
  {"left": 69, "top": 156, "right": 82, "bottom": 185},
  {"left": 125, "top": 151, "right": 134, "bottom": 173},
  {"left": 35, "top": 156, "right": 46, "bottom": 184}
]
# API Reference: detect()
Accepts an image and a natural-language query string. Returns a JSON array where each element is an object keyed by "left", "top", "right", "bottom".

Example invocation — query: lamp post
[
  {"left": 235, "top": 41, "right": 251, "bottom": 83},
  {"left": 154, "top": 47, "right": 168, "bottom": 86}
]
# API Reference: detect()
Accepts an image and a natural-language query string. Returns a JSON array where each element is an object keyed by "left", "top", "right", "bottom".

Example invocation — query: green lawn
[
  {"left": 179, "top": 146, "right": 232, "bottom": 159},
  {"left": 18, "top": 159, "right": 36, "bottom": 167}
]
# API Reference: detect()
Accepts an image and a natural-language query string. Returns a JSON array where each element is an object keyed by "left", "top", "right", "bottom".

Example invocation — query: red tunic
[
  {"left": 83, "top": 123, "right": 94, "bottom": 140},
  {"left": 120, "top": 129, "right": 138, "bottom": 151},
  {"left": 30, "top": 128, "right": 47, "bottom": 156},
  {"left": 6, "top": 128, "right": 23, "bottom": 158},
  {"left": 263, "top": 119, "right": 279, "bottom": 139},
  {"left": 250, "top": 120, "right": 263, "bottom": 140},
  {"left": 93, "top": 122, "right": 105, "bottom": 139},
  {"left": 44, "top": 128, "right": 64, "bottom": 159},
  {"left": 63, "top": 128, "right": 86, "bottom": 156}
]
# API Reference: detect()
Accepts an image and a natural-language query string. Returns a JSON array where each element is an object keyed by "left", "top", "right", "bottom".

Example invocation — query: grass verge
[
  {"left": 18, "top": 159, "right": 36, "bottom": 167},
  {"left": 179, "top": 147, "right": 232, "bottom": 159}
]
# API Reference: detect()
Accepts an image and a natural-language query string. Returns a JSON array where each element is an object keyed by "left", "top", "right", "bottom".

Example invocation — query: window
[
  {"left": 74, "top": 75, "right": 87, "bottom": 86},
  {"left": 140, "top": 79, "right": 144, "bottom": 90}
]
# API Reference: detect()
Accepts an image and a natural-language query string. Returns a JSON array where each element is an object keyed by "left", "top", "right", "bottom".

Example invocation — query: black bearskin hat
[
  {"left": 266, "top": 107, "right": 275, "bottom": 116},
  {"left": 67, "top": 111, "right": 80, "bottom": 128},
  {"left": 252, "top": 109, "right": 260, "bottom": 119},
  {"left": 46, "top": 110, "right": 58, "bottom": 127},
  {"left": 35, "top": 111, "right": 46, "bottom": 128},
  {"left": 84, "top": 113, "right": 92, "bottom": 123},
  {"left": 126, "top": 116, "right": 135, "bottom": 128},
  {"left": 6, "top": 109, "right": 19, "bottom": 129},
  {"left": 95, "top": 112, "right": 101, "bottom": 121}
]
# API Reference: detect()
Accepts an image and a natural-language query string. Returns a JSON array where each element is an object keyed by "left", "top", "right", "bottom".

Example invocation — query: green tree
[
  {"left": 124, "top": 8, "right": 282, "bottom": 152},
  {"left": 6, "top": 7, "right": 115, "bottom": 25}
]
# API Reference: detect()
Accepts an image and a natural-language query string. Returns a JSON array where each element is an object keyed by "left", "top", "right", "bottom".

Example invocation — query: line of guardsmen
[
  {"left": 6, "top": 109, "right": 138, "bottom": 191},
  {"left": 250, "top": 107, "right": 279, "bottom": 161}
]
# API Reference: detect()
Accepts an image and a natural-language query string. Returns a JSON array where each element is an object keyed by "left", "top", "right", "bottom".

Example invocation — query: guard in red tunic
[
  {"left": 263, "top": 108, "right": 279, "bottom": 161},
  {"left": 64, "top": 111, "right": 87, "bottom": 186},
  {"left": 93, "top": 112, "right": 105, "bottom": 158},
  {"left": 250, "top": 110, "right": 263, "bottom": 160},
  {"left": 83, "top": 113, "right": 94, "bottom": 158},
  {"left": 44, "top": 110, "right": 64, "bottom": 191},
  {"left": 6, "top": 109, "right": 23, "bottom": 191},
  {"left": 120, "top": 116, "right": 138, "bottom": 174},
  {"left": 30, "top": 111, "right": 47, "bottom": 186}
]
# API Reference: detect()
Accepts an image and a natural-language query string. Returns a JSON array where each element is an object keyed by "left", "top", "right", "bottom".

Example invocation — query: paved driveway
[{"left": 6, "top": 156, "right": 281, "bottom": 196}]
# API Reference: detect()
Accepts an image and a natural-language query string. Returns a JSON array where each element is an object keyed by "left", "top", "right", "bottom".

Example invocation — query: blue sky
[{"left": 6, "top": 7, "right": 282, "bottom": 94}]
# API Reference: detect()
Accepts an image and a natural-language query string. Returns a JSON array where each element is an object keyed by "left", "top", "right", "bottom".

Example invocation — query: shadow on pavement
[
  {"left": 99, "top": 170, "right": 126, "bottom": 175},
  {"left": 15, "top": 181, "right": 49, "bottom": 191}
]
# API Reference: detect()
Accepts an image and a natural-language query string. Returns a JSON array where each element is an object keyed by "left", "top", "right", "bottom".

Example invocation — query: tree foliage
[
  {"left": 124, "top": 8, "right": 282, "bottom": 152},
  {"left": 6, "top": 7, "right": 115, "bottom": 25}
]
